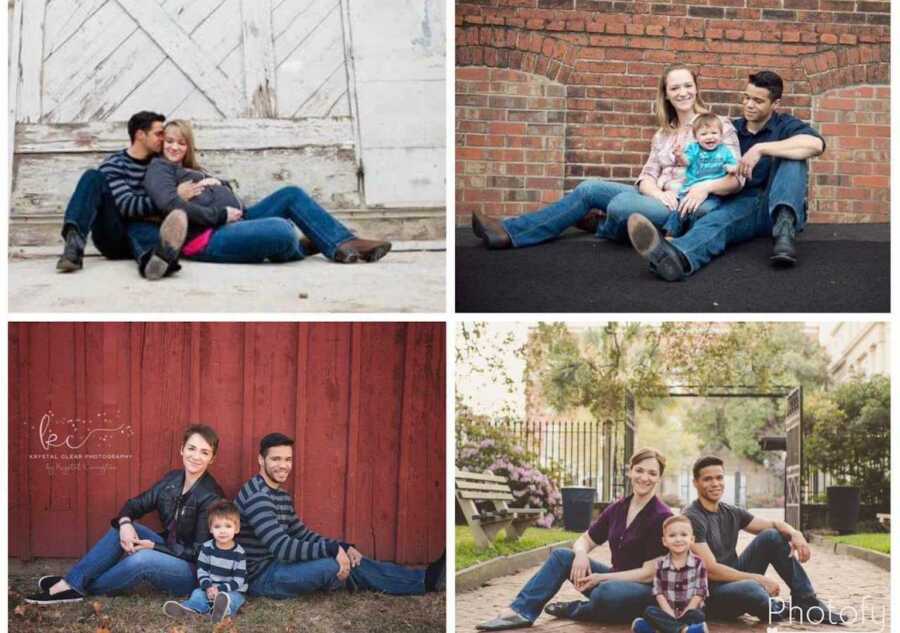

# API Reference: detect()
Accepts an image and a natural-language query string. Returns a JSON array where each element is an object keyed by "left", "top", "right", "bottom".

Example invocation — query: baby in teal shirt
[{"left": 663, "top": 113, "right": 738, "bottom": 238}]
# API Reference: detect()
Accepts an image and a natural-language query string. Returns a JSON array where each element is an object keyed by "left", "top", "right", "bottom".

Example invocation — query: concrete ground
[
  {"left": 456, "top": 509, "right": 890, "bottom": 633},
  {"left": 9, "top": 241, "right": 445, "bottom": 313}
]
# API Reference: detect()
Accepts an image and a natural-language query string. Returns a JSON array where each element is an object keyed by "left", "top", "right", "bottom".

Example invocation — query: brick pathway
[{"left": 455, "top": 510, "right": 890, "bottom": 633}]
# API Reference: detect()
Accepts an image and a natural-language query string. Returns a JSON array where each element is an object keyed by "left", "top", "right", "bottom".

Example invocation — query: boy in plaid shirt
[{"left": 633, "top": 515, "right": 709, "bottom": 633}]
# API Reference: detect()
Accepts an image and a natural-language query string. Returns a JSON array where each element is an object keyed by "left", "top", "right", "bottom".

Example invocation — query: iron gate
[{"left": 784, "top": 387, "right": 803, "bottom": 530}]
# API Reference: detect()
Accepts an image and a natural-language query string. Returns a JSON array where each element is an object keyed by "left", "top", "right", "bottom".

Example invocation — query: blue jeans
[
  {"left": 62, "top": 169, "right": 177, "bottom": 276},
  {"left": 661, "top": 195, "right": 724, "bottom": 238},
  {"left": 671, "top": 159, "right": 808, "bottom": 274},
  {"left": 509, "top": 549, "right": 654, "bottom": 623},
  {"left": 181, "top": 587, "right": 245, "bottom": 616},
  {"left": 501, "top": 180, "right": 672, "bottom": 247},
  {"left": 249, "top": 556, "right": 426, "bottom": 599},
  {"left": 706, "top": 528, "right": 814, "bottom": 621},
  {"left": 643, "top": 606, "right": 705, "bottom": 633},
  {"left": 189, "top": 186, "right": 355, "bottom": 263},
  {"left": 64, "top": 522, "right": 196, "bottom": 596}
]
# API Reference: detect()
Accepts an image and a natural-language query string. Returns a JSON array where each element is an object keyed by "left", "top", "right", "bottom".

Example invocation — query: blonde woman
[
  {"left": 471, "top": 64, "right": 741, "bottom": 251},
  {"left": 477, "top": 448, "right": 673, "bottom": 630},
  {"left": 144, "top": 119, "right": 391, "bottom": 265}
]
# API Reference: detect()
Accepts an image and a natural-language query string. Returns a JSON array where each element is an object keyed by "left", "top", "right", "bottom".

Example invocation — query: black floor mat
[{"left": 456, "top": 225, "right": 890, "bottom": 313}]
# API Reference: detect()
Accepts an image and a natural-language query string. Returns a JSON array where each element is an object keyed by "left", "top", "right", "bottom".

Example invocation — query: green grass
[
  {"left": 456, "top": 526, "right": 582, "bottom": 571},
  {"left": 10, "top": 560, "right": 445, "bottom": 633},
  {"left": 828, "top": 533, "right": 890, "bottom": 554}
]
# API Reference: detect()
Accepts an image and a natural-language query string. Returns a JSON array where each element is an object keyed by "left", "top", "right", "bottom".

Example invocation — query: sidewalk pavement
[
  {"left": 456, "top": 510, "right": 890, "bottom": 633},
  {"left": 9, "top": 242, "right": 445, "bottom": 313}
]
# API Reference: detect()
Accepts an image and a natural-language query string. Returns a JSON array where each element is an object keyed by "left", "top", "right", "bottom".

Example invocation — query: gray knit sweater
[{"left": 144, "top": 157, "right": 241, "bottom": 228}]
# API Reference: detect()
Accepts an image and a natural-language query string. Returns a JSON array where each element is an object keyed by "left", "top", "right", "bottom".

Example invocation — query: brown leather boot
[
  {"left": 334, "top": 238, "right": 392, "bottom": 263},
  {"left": 471, "top": 211, "right": 511, "bottom": 249},
  {"left": 299, "top": 236, "right": 320, "bottom": 256},
  {"left": 574, "top": 209, "right": 604, "bottom": 234}
]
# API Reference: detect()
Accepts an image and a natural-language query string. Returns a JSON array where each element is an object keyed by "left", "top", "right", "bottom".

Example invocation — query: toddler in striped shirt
[{"left": 163, "top": 500, "right": 248, "bottom": 624}]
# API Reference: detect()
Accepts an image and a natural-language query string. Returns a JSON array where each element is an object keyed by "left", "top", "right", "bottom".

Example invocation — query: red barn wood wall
[{"left": 8, "top": 323, "right": 445, "bottom": 565}]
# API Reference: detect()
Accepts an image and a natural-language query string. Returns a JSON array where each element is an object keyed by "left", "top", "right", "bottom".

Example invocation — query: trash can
[{"left": 561, "top": 486, "right": 596, "bottom": 532}]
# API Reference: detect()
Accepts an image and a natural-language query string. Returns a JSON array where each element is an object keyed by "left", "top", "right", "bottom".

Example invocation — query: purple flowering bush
[{"left": 456, "top": 405, "right": 563, "bottom": 526}]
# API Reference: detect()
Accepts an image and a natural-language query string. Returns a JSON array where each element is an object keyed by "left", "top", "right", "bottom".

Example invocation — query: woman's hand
[
  {"left": 131, "top": 539, "right": 156, "bottom": 553},
  {"left": 575, "top": 573, "right": 606, "bottom": 593},
  {"left": 569, "top": 550, "right": 591, "bottom": 585},
  {"left": 226, "top": 207, "right": 243, "bottom": 223},
  {"left": 347, "top": 546, "right": 363, "bottom": 567},
  {"left": 654, "top": 190, "right": 679, "bottom": 211},
  {"left": 177, "top": 181, "right": 205, "bottom": 201},
  {"left": 118, "top": 523, "right": 139, "bottom": 553},
  {"left": 197, "top": 177, "right": 221, "bottom": 187}
]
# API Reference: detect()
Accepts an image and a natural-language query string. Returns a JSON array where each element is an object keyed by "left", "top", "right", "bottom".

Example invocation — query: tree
[
  {"left": 524, "top": 322, "right": 832, "bottom": 467},
  {"left": 805, "top": 376, "right": 890, "bottom": 507}
]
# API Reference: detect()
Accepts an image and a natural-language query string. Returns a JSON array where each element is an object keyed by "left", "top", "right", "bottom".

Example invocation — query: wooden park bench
[
  {"left": 876, "top": 513, "right": 890, "bottom": 530},
  {"left": 456, "top": 470, "right": 543, "bottom": 549}
]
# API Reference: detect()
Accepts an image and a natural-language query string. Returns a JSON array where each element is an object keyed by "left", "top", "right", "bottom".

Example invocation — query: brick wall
[{"left": 456, "top": 0, "right": 890, "bottom": 225}]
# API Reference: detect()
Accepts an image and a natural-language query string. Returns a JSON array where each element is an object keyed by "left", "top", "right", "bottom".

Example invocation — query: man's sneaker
[
  {"left": 56, "top": 229, "right": 86, "bottom": 272},
  {"left": 210, "top": 592, "right": 231, "bottom": 623},
  {"left": 144, "top": 209, "right": 188, "bottom": 281},
  {"left": 163, "top": 600, "right": 198, "bottom": 619},
  {"left": 631, "top": 617, "right": 655, "bottom": 633},
  {"left": 37, "top": 575, "right": 64, "bottom": 592},
  {"left": 24, "top": 588, "right": 83, "bottom": 605}
]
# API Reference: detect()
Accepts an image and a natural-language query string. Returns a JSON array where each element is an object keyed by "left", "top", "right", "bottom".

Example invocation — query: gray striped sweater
[
  {"left": 98, "top": 150, "right": 158, "bottom": 220},
  {"left": 236, "top": 475, "right": 341, "bottom": 579},
  {"left": 197, "top": 539, "right": 248, "bottom": 593}
]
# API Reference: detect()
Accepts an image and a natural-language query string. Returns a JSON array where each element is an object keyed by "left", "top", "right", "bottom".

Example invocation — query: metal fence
[{"left": 493, "top": 418, "right": 608, "bottom": 493}]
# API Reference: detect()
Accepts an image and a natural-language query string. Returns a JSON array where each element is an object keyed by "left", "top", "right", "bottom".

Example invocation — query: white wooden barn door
[{"left": 10, "top": 0, "right": 363, "bottom": 245}]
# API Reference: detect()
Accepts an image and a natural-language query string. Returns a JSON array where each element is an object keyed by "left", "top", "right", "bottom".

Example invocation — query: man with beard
[
  {"left": 235, "top": 433, "right": 445, "bottom": 598},
  {"left": 627, "top": 70, "right": 825, "bottom": 280},
  {"left": 684, "top": 456, "right": 845, "bottom": 625}
]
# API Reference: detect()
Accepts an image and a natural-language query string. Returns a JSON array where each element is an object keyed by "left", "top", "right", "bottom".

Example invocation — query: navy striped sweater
[
  {"left": 98, "top": 150, "right": 159, "bottom": 219},
  {"left": 197, "top": 539, "right": 248, "bottom": 593},
  {"left": 236, "top": 475, "right": 342, "bottom": 579}
]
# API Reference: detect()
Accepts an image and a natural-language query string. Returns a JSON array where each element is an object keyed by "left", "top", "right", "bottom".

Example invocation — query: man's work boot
[
  {"left": 771, "top": 206, "right": 797, "bottom": 266},
  {"left": 335, "top": 238, "right": 392, "bottom": 263},
  {"left": 626, "top": 214, "right": 689, "bottom": 281},
  {"left": 471, "top": 211, "right": 511, "bottom": 249},
  {"left": 575, "top": 209, "right": 604, "bottom": 234},
  {"left": 56, "top": 228, "right": 86, "bottom": 272},
  {"left": 144, "top": 209, "right": 188, "bottom": 281}
]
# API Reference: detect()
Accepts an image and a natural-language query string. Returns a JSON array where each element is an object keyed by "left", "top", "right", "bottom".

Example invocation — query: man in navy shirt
[{"left": 628, "top": 70, "right": 826, "bottom": 280}]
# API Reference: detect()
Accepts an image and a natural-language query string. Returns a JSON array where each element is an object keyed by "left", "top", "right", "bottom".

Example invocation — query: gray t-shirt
[{"left": 683, "top": 500, "right": 753, "bottom": 568}]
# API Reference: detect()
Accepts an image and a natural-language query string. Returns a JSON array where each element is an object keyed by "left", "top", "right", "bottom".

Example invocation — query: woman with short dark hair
[{"left": 26, "top": 424, "right": 225, "bottom": 604}]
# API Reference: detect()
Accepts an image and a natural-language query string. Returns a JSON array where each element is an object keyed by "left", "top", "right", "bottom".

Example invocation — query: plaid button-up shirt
[{"left": 652, "top": 553, "right": 709, "bottom": 613}]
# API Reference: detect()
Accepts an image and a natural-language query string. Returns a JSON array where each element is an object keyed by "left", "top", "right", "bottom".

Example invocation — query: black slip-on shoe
[
  {"left": 794, "top": 597, "right": 848, "bottom": 625},
  {"left": 627, "top": 213, "right": 688, "bottom": 281},
  {"left": 210, "top": 592, "right": 231, "bottom": 623},
  {"left": 544, "top": 601, "right": 580, "bottom": 618},
  {"left": 24, "top": 589, "right": 83, "bottom": 605},
  {"left": 37, "top": 575, "right": 64, "bottom": 592},
  {"left": 476, "top": 613, "right": 532, "bottom": 630}
]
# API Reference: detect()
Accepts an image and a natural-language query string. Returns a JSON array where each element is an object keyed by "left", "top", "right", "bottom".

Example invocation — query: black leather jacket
[{"left": 111, "top": 469, "right": 224, "bottom": 562}]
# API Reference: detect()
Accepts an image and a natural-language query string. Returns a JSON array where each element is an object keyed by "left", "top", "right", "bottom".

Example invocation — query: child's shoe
[
  {"left": 163, "top": 601, "right": 198, "bottom": 619},
  {"left": 211, "top": 592, "right": 232, "bottom": 624},
  {"left": 632, "top": 617, "right": 655, "bottom": 633}
]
